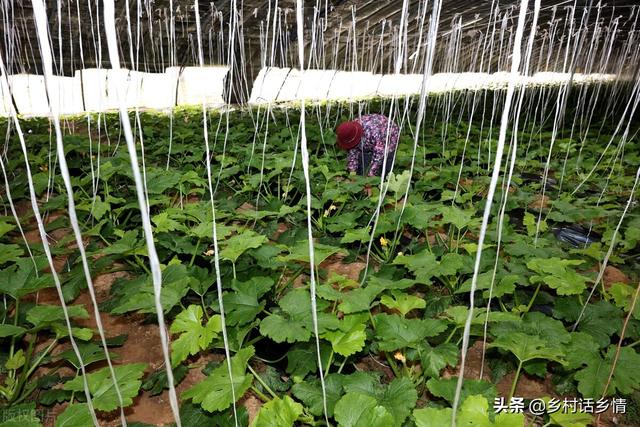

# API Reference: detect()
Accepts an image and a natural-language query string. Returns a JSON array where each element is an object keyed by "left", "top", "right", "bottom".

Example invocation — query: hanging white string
[
  {"left": 295, "top": 0, "right": 329, "bottom": 422},
  {"left": 479, "top": 0, "right": 541, "bottom": 380},
  {"left": 193, "top": 1, "right": 239, "bottom": 426},
  {"left": 451, "top": 0, "right": 530, "bottom": 424},
  {"left": 32, "top": 0, "right": 129, "bottom": 423},
  {"left": 102, "top": 1, "right": 181, "bottom": 425},
  {"left": 0, "top": 32, "right": 99, "bottom": 427}
]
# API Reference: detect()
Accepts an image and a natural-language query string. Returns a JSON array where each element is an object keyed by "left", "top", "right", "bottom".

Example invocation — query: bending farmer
[{"left": 335, "top": 114, "right": 399, "bottom": 178}]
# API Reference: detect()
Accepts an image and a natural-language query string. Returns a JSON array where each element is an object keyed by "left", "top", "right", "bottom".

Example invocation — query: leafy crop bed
[{"left": 1, "top": 95, "right": 639, "bottom": 426}]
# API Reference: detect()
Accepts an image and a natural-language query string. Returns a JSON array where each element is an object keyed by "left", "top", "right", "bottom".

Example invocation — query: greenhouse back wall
[{"left": 0, "top": 0, "right": 639, "bottom": 426}]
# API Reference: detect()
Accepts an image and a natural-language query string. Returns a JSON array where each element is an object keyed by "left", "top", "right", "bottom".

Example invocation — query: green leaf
[
  {"left": 490, "top": 332, "right": 565, "bottom": 364},
  {"left": 57, "top": 342, "right": 119, "bottom": 369},
  {"left": 609, "top": 283, "right": 640, "bottom": 320},
  {"left": 142, "top": 364, "right": 189, "bottom": 396},
  {"left": 220, "top": 231, "right": 267, "bottom": 263},
  {"left": 322, "top": 315, "right": 367, "bottom": 357},
  {"left": 180, "top": 402, "right": 249, "bottom": 427},
  {"left": 393, "top": 251, "right": 437, "bottom": 282},
  {"left": 374, "top": 314, "right": 447, "bottom": 351},
  {"left": 111, "top": 264, "right": 192, "bottom": 314},
  {"left": 55, "top": 403, "right": 92, "bottom": 427},
  {"left": 63, "top": 363, "right": 147, "bottom": 411},
  {"left": 0, "top": 220, "right": 15, "bottom": 238},
  {"left": 523, "top": 212, "right": 547, "bottom": 236},
  {"left": 380, "top": 291, "right": 426, "bottom": 317},
  {"left": 170, "top": 305, "right": 222, "bottom": 366},
  {"left": 334, "top": 393, "right": 394, "bottom": 427},
  {"left": 182, "top": 346, "right": 254, "bottom": 412},
  {"left": 340, "top": 227, "right": 371, "bottom": 244},
  {"left": 569, "top": 300, "right": 622, "bottom": 348},
  {"left": 251, "top": 396, "right": 303, "bottom": 427},
  {"left": 575, "top": 346, "right": 640, "bottom": 397},
  {"left": 337, "top": 284, "right": 384, "bottom": 314},
  {"left": 413, "top": 407, "right": 453, "bottom": 427},
  {"left": 378, "top": 377, "right": 419, "bottom": 425},
  {"left": 426, "top": 378, "right": 496, "bottom": 406},
  {"left": 0, "top": 324, "right": 27, "bottom": 338},
  {"left": 286, "top": 341, "right": 331, "bottom": 377},
  {"left": 282, "top": 240, "right": 347, "bottom": 265},
  {"left": 26, "top": 305, "right": 88, "bottom": 328},
  {"left": 5, "top": 349, "right": 26, "bottom": 370},
  {"left": 102, "top": 230, "right": 141, "bottom": 255},
  {"left": 223, "top": 277, "right": 274, "bottom": 326},
  {"left": 0, "top": 258, "right": 53, "bottom": 298},
  {"left": 0, "top": 244, "right": 24, "bottom": 264},
  {"left": 260, "top": 288, "right": 338, "bottom": 343},
  {"left": 420, "top": 343, "right": 459, "bottom": 378},
  {"left": 549, "top": 408, "right": 593, "bottom": 427},
  {"left": 437, "top": 206, "right": 475, "bottom": 229},
  {"left": 152, "top": 212, "right": 185, "bottom": 233},
  {"left": 291, "top": 373, "right": 344, "bottom": 416},
  {"left": 563, "top": 332, "right": 600, "bottom": 370},
  {"left": 457, "top": 395, "right": 494, "bottom": 427},
  {"left": 260, "top": 313, "right": 310, "bottom": 343},
  {"left": 527, "top": 257, "right": 588, "bottom": 295}
]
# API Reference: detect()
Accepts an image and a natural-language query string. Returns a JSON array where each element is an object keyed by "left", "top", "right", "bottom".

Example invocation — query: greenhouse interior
[{"left": 0, "top": 0, "right": 639, "bottom": 426}]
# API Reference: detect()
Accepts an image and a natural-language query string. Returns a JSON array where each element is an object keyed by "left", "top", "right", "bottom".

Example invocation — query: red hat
[{"left": 336, "top": 121, "right": 363, "bottom": 150}]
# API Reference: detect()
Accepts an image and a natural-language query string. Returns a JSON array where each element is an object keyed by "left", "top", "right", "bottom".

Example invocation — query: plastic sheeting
[{"left": 0, "top": 66, "right": 229, "bottom": 116}]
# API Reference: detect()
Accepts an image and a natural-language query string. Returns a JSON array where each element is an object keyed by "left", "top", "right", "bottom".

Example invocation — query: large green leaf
[
  {"left": 413, "top": 395, "right": 524, "bottom": 427},
  {"left": 490, "top": 332, "right": 565, "bottom": 364},
  {"left": 182, "top": 346, "right": 254, "bottom": 412},
  {"left": 63, "top": 363, "right": 147, "bottom": 411},
  {"left": 0, "top": 324, "right": 27, "bottom": 338},
  {"left": 251, "top": 396, "right": 303, "bottom": 427},
  {"left": 377, "top": 377, "right": 419, "bottom": 425},
  {"left": 282, "top": 240, "right": 347, "bottom": 265},
  {"left": 426, "top": 377, "right": 496, "bottom": 406},
  {"left": 260, "top": 288, "right": 338, "bottom": 343},
  {"left": 55, "top": 403, "right": 92, "bottom": 427},
  {"left": 0, "top": 258, "right": 52, "bottom": 298},
  {"left": 413, "top": 407, "right": 453, "bottom": 427},
  {"left": 110, "top": 264, "right": 192, "bottom": 314},
  {"left": 527, "top": 257, "right": 589, "bottom": 296},
  {"left": 321, "top": 314, "right": 367, "bottom": 357},
  {"left": 27, "top": 305, "right": 88, "bottom": 328},
  {"left": 291, "top": 373, "right": 344, "bottom": 416},
  {"left": 170, "top": 305, "right": 222, "bottom": 366},
  {"left": 57, "top": 342, "right": 119, "bottom": 369},
  {"left": 420, "top": 343, "right": 459, "bottom": 378},
  {"left": 220, "top": 230, "right": 267, "bottom": 263},
  {"left": 374, "top": 314, "right": 447, "bottom": 351},
  {"left": 575, "top": 346, "right": 640, "bottom": 397},
  {"left": 334, "top": 393, "right": 394, "bottom": 427},
  {"left": 223, "top": 277, "right": 274, "bottom": 326},
  {"left": 380, "top": 290, "right": 426, "bottom": 317}
]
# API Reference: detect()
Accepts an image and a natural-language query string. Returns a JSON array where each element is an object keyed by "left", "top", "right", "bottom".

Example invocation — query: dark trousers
[{"left": 356, "top": 149, "right": 396, "bottom": 179}]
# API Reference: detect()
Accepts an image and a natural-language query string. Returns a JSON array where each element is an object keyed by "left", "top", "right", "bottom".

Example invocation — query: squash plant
[{"left": 0, "top": 99, "right": 639, "bottom": 426}]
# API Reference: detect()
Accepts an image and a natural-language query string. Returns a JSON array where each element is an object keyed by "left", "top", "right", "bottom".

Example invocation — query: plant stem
[
  {"left": 324, "top": 350, "right": 334, "bottom": 377},
  {"left": 444, "top": 327, "right": 459, "bottom": 344},
  {"left": 523, "top": 283, "right": 542, "bottom": 315},
  {"left": 337, "top": 356, "right": 348, "bottom": 374},
  {"left": 384, "top": 352, "right": 402, "bottom": 378},
  {"left": 509, "top": 361, "right": 523, "bottom": 402},
  {"left": 247, "top": 365, "right": 277, "bottom": 399},
  {"left": 250, "top": 386, "right": 271, "bottom": 403},
  {"left": 189, "top": 237, "right": 202, "bottom": 267}
]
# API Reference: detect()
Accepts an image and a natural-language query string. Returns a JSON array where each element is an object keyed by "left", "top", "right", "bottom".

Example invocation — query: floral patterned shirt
[{"left": 346, "top": 114, "right": 400, "bottom": 176}]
